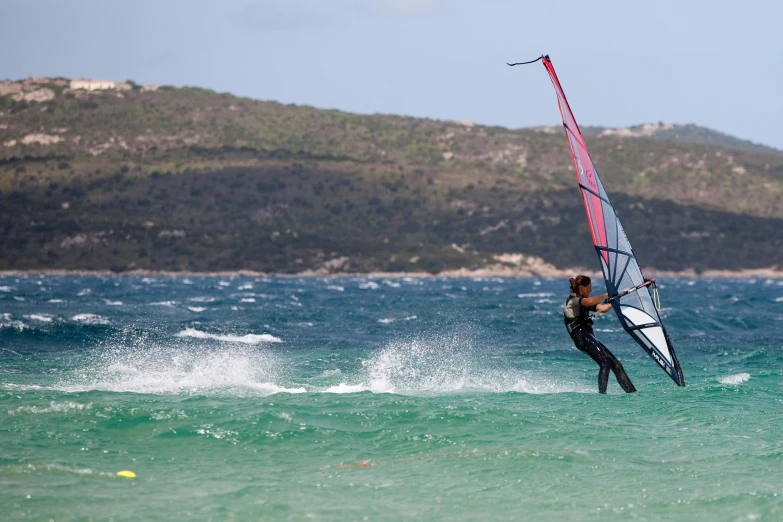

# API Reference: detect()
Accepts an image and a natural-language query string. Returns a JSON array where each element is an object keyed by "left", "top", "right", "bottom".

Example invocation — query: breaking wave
[
  {"left": 719, "top": 373, "right": 750, "bottom": 385},
  {"left": 175, "top": 328, "right": 282, "bottom": 344}
]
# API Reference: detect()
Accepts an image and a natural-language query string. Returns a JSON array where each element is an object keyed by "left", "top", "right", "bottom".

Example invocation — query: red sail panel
[{"left": 542, "top": 57, "right": 609, "bottom": 265}]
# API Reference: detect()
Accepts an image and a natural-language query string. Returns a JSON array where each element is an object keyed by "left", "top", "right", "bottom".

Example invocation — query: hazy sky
[{"left": 3, "top": 0, "right": 782, "bottom": 149}]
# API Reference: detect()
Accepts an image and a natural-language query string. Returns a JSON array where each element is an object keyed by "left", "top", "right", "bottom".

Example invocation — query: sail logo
[{"left": 585, "top": 169, "right": 598, "bottom": 192}]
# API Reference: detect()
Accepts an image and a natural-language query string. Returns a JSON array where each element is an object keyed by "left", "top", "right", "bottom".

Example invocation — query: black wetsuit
[{"left": 564, "top": 294, "right": 636, "bottom": 394}]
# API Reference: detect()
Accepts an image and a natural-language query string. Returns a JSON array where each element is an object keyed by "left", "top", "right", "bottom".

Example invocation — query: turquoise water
[{"left": 1, "top": 276, "right": 782, "bottom": 521}]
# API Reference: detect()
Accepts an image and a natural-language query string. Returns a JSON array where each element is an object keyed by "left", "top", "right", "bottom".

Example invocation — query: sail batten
[{"left": 539, "top": 55, "right": 685, "bottom": 386}]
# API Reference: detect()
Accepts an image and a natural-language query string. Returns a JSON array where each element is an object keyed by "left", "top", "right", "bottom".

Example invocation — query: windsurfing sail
[{"left": 524, "top": 55, "right": 685, "bottom": 386}]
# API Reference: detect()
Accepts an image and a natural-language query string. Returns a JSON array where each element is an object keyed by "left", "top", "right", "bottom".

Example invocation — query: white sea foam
[
  {"left": 103, "top": 300, "right": 123, "bottom": 306},
  {"left": 518, "top": 293, "right": 555, "bottom": 298},
  {"left": 237, "top": 283, "right": 254, "bottom": 290},
  {"left": 719, "top": 373, "right": 750, "bottom": 385},
  {"left": 48, "top": 299, "right": 64, "bottom": 303},
  {"left": 240, "top": 298, "right": 256, "bottom": 303},
  {"left": 774, "top": 297, "right": 783, "bottom": 302},
  {"left": 175, "top": 328, "right": 282, "bottom": 344},
  {"left": 187, "top": 306, "right": 207, "bottom": 313},
  {"left": 327, "top": 285, "right": 345, "bottom": 292},
  {"left": 150, "top": 301, "right": 177, "bottom": 307},
  {"left": 325, "top": 382, "right": 378, "bottom": 394},
  {"left": 26, "top": 314, "right": 53, "bottom": 323},
  {"left": 378, "top": 315, "right": 417, "bottom": 324},
  {"left": 359, "top": 281, "right": 380, "bottom": 290},
  {"left": 0, "top": 286, "right": 11, "bottom": 292},
  {"left": 71, "top": 314, "right": 109, "bottom": 325},
  {"left": 8, "top": 401, "right": 92, "bottom": 415},
  {"left": 189, "top": 296, "right": 216, "bottom": 303},
  {"left": 77, "top": 288, "right": 91, "bottom": 296},
  {"left": 218, "top": 281, "right": 231, "bottom": 287}
]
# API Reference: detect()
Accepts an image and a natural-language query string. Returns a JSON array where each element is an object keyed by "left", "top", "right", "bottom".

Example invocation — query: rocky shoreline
[{"left": 2, "top": 266, "right": 782, "bottom": 279}]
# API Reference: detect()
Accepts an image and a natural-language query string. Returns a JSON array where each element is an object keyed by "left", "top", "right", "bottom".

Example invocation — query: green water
[{"left": 1, "top": 276, "right": 782, "bottom": 520}]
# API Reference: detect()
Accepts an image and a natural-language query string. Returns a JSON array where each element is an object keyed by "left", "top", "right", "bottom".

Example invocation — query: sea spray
[{"left": 55, "top": 341, "right": 301, "bottom": 396}]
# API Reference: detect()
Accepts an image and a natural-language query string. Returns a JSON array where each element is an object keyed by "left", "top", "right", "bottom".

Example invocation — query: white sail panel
[{"left": 619, "top": 307, "right": 673, "bottom": 364}]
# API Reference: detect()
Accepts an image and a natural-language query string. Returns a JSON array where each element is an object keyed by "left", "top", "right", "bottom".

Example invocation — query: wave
[
  {"left": 187, "top": 306, "right": 207, "bottom": 312},
  {"left": 71, "top": 314, "right": 110, "bottom": 325},
  {"left": 719, "top": 373, "right": 750, "bottom": 385},
  {"left": 189, "top": 297, "right": 216, "bottom": 303},
  {"left": 26, "top": 314, "right": 53, "bottom": 323},
  {"left": 377, "top": 316, "right": 417, "bottom": 324},
  {"left": 1, "top": 313, "right": 27, "bottom": 330},
  {"left": 175, "top": 328, "right": 282, "bottom": 344},
  {"left": 7, "top": 401, "right": 92, "bottom": 415}
]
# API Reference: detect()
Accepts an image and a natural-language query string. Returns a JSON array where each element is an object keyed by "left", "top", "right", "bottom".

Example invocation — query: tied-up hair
[{"left": 569, "top": 275, "right": 591, "bottom": 294}]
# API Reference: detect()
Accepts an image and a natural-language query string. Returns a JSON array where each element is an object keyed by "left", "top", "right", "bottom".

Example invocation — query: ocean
[{"left": 1, "top": 275, "right": 781, "bottom": 521}]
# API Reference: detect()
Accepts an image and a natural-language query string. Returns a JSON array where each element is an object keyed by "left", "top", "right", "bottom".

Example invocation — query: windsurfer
[{"left": 564, "top": 275, "right": 636, "bottom": 394}]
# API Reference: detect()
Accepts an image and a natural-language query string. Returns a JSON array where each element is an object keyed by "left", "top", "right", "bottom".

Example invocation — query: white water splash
[
  {"left": 56, "top": 344, "right": 302, "bottom": 396},
  {"left": 329, "top": 335, "right": 589, "bottom": 395},
  {"left": 719, "top": 373, "right": 750, "bottom": 385}
]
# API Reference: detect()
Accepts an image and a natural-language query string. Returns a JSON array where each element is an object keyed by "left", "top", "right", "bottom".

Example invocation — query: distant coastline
[{"left": 2, "top": 266, "right": 782, "bottom": 279}]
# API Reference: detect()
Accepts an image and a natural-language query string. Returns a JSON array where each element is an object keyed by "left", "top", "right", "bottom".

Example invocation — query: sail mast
[{"left": 520, "top": 55, "right": 685, "bottom": 386}]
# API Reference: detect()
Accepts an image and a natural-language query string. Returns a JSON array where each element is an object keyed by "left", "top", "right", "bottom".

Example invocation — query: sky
[{"left": 2, "top": 0, "right": 782, "bottom": 149}]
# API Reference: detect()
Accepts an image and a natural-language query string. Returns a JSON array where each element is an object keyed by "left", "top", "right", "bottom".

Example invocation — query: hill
[
  {"left": 578, "top": 122, "right": 782, "bottom": 156},
  {"left": 1, "top": 77, "right": 782, "bottom": 274}
]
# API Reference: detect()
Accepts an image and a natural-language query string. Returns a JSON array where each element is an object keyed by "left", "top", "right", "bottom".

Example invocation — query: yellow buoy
[{"left": 116, "top": 470, "right": 136, "bottom": 479}]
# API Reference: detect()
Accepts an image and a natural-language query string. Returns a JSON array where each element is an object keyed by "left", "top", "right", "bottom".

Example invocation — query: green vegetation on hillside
[{"left": 1, "top": 78, "right": 781, "bottom": 273}]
